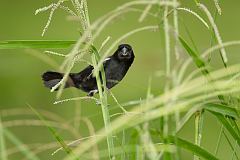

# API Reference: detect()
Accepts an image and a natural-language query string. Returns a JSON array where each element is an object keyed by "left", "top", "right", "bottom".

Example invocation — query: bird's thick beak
[{"left": 122, "top": 47, "right": 128, "bottom": 56}]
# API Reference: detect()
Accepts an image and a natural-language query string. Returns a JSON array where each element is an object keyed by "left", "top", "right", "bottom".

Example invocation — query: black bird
[{"left": 42, "top": 44, "right": 135, "bottom": 96}]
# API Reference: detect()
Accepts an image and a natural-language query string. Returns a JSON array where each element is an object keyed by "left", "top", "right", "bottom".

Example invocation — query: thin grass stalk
[
  {"left": 230, "top": 141, "right": 238, "bottom": 160},
  {"left": 177, "top": 8, "right": 209, "bottom": 29},
  {"left": 214, "top": 124, "right": 223, "bottom": 156},
  {"left": 173, "top": 0, "right": 180, "bottom": 60},
  {"left": 91, "top": 50, "right": 115, "bottom": 159},
  {"left": 120, "top": 129, "right": 126, "bottom": 160},
  {"left": 0, "top": 117, "right": 7, "bottom": 160},
  {"left": 194, "top": 110, "right": 204, "bottom": 160},
  {"left": 138, "top": 0, "right": 153, "bottom": 22},
  {"left": 163, "top": 6, "right": 171, "bottom": 76},
  {"left": 223, "top": 131, "right": 240, "bottom": 160},
  {"left": 163, "top": 5, "right": 171, "bottom": 159},
  {"left": 198, "top": 3, "right": 228, "bottom": 66}
]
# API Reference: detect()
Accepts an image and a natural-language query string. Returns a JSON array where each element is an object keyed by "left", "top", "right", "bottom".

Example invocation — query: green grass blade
[
  {"left": 178, "top": 36, "right": 209, "bottom": 75},
  {"left": 223, "top": 131, "right": 240, "bottom": 160},
  {"left": 0, "top": 118, "right": 7, "bottom": 160},
  {"left": 4, "top": 128, "right": 40, "bottom": 160},
  {"left": 179, "top": 35, "right": 226, "bottom": 102},
  {"left": 209, "top": 111, "right": 240, "bottom": 147},
  {"left": 0, "top": 40, "right": 76, "bottom": 49},
  {"left": 204, "top": 103, "right": 239, "bottom": 119},
  {"left": 27, "top": 104, "right": 77, "bottom": 159},
  {"left": 181, "top": 19, "right": 199, "bottom": 54},
  {"left": 167, "top": 136, "right": 219, "bottom": 160}
]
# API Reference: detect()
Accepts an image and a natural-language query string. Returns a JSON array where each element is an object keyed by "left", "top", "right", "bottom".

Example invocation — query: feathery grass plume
[
  {"left": 45, "top": 50, "right": 67, "bottom": 57},
  {"left": 197, "top": 3, "right": 228, "bottom": 65},
  {"left": 54, "top": 96, "right": 99, "bottom": 104},
  {"left": 37, "top": 0, "right": 65, "bottom": 36},
  {"left": 73, "top": 0, "right": 88, "bottom": 31},
  {"left": 177, "top": 7, "right": 209, "bottom": 29},
  {"left": 59, "top": 5, "right": 77, "bottom": 16},
  {"left": 138, "top": 1, "right": 153, "bottom": 22},
  {"left": 213, "top": 0, "right": 222, "bottom": 15},
  {"left": 109, "top": 91, "right": 128, "bottom": 113}
]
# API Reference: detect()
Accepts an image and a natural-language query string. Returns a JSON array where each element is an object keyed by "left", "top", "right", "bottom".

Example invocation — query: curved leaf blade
[{"left": 0, "top": 40, "right": 76, "bottom": 49}]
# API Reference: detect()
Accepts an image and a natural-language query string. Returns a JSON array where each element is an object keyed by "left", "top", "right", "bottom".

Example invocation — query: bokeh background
[{"left": 0, "top": 0, "right": 240, "bottom": 159}]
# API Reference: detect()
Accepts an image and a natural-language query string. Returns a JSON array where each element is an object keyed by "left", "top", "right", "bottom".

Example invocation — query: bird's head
[{"left": 114, "top": 44, "right": 135, "bottom": 61}]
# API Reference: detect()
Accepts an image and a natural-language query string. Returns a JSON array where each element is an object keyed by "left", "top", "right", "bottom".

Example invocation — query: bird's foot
[{"left": 87, "top": 89, "right": 98, "bottom": 97}]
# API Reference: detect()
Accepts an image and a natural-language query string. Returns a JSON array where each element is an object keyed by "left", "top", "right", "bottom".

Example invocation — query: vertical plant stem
[
  {"left": 163, "top": 5, "right": 171, "bottom": 159},
  {"left": 194, "top": 110, "right": 204, "bottom": 160},
  {"left": 91, "top": 52, "right": 115, "bottom": 159},
  {"left": 164, "top": 6, "right": 171, "bottom": 76},
  {"left": 0, "top": 117, "right": 7, "bottom": 160},
  {"left": 121, "top": 130, "right": 126, "bottom": 160},
  {"left": 173, "top": 0, "right": 180, "bottom": 60}
]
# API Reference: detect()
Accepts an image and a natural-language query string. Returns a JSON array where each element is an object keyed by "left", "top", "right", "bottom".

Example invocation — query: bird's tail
[{"left": 41, "top": 71, "right": 76, "bottom": 90}]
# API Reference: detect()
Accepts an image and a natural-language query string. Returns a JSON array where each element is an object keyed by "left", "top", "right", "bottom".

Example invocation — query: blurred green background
[{"left": 0, "top": 0, "right": 240, "bottom": 159}]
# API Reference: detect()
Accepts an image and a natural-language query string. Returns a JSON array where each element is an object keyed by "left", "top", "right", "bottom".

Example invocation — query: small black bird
[{"left": 41, "top": 44, "right": 135, "bottom": 96}]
